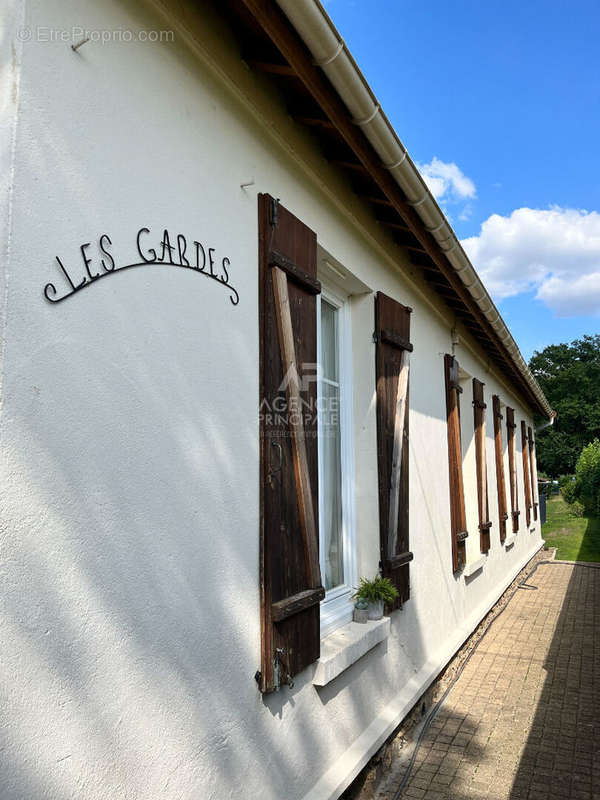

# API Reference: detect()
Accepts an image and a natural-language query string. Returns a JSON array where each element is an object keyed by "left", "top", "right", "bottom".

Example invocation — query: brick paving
[{"left": 393, "top": 563, "right": 600, "bottom": 800}]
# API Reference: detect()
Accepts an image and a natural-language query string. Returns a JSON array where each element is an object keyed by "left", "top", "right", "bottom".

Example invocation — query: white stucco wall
[{"left": 0, "top": 1, "right": 544, "bottom": 798}]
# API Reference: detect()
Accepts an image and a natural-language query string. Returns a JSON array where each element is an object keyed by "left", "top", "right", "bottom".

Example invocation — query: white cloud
[
  {"left": 458, "top": 204, "right": 473, "bottom": 222},
  {"left": 537, "top": 273, "right": 600, "bottom": 316},
  {"left": 418, "top": 157, "right": 476, "bottom": 202},
  {"left": 461, "top": 206, "right": 600, "bottom": 317}
]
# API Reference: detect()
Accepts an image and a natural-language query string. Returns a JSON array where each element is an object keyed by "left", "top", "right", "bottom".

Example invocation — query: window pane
[
  {"left": 320, "top": 299, "right": 338, "bottom": 383},
  {"left": 320, "top": 300, "right": 344, "bottom": 591}
]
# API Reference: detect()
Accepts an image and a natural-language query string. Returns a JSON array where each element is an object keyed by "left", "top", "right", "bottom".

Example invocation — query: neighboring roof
[{"left": 219, "top": 0, "right": 552, "bottom": 418}]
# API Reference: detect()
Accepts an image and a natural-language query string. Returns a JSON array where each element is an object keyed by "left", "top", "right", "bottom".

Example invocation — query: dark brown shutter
[
  {"left": 258, "top": 194, "right": 324, "bottom": 693},
  {"left": 444, "top": 355, "right": 468, "bottom": 572},
  {"left": 472, "top": 379, "right": 491, "bottom": 553},
  {"left": 521, "top": 421, "right": 532, "bottom": 527},
  {"left": 528, "top": 426, "right": 538, "bottom": 522},
  {"left": 506, "top": 407, "right": 520, "bottom": 532},
  {"left": 375, "top": 292, "right": 412, "bottom": 607},
  {"left": 492, "top": 396, "right": 508, "bottom": 543}
]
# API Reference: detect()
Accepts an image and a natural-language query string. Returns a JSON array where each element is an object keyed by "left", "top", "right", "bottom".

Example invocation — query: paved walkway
[{"left": 396, "top": 562, "right": 600, "bottom": 800}]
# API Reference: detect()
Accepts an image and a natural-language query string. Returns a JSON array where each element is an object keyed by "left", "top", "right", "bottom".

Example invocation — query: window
[
  {"left": 444, "top": 354, "right": 468, "bottom": 571},
  {"left": 257, "top": 195, "right": 360, "bottom": 690},
  {"left": 317, "top": 286, "right": 356, "bottom": 636},
  {"left": 258, "top": 194, "right": 324, "bottom": 693},
  {"left": 375, "top": 292, "right": 412, "bottom": 606},
  {"left": 492, "top": 395, "right": 508, "bottom": 543},
  {"left": 521, "top": 421, "right": 533, "bottom": 527},
  {"left": 506, "top": 407, "right": 520, "bottom": 533},
  {"left": 472, "top": 378, "right": 491, "bottom": 554},
  {"left": 528, "top": 427, "right": 539, "bottom": 522}
]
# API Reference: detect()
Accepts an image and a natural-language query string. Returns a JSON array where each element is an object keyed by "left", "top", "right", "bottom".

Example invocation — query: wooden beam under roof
[
  {"left": 409, "top": 251, "right": 437, "bottom": 268},
  {"left": 330, "top": 159, "right": 369, "bottom": 173},
  {"left": 235, "top": 0, "right": 543, "bottom": 412},
  {"left": 293, "top": 115, "right": 335, "bottom": 130},
  {"left": 246, "top": 59, "right": 296, "bottom": 76},
  {"left": 360, "top": 194, "right": 394, "bottom": 207},
  {"left": 377, "top": 219, "right": 411, "bottom": 233},
  {"left": 433, "top": 284, "right": 461, "bottom": 296}
]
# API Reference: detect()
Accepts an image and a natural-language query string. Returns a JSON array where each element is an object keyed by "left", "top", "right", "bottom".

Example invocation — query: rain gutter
[{"left": 274, "top": 0, "right": 552, "bottom": 418}]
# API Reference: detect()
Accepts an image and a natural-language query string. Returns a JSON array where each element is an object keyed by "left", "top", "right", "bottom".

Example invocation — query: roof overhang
[{"left": 217, "top": 0, "right": 553, "bottom": 418}]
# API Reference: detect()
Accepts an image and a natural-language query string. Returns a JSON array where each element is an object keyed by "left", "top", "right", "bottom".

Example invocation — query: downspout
[
  {"left": 536, "top": 411, "right": 557, "bottom": 433},
  {"left": 275, "top": 0, "right": 553, "bottom": 419}
]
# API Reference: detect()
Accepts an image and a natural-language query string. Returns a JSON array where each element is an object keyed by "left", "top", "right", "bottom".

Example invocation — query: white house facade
[{"left": 1, "top": 1, "right": 552, "bottom": 799}]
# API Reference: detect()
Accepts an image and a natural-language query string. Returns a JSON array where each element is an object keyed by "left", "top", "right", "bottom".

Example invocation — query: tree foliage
[
  {"left": 529, "top": 334, "right": 600, "bottom": 477},
  {"left": 575, "top": 439, "right": 600, "bottom": 515}
]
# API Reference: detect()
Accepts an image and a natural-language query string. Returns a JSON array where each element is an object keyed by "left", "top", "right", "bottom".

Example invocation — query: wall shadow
[
  {"left": 0, "top": 2, "right": 552, "bottom": 799},
  {"left": 575, "top": 514, "right": 600, "bottom": 563},
  {"left": 508, "top": 561, "right": 600, "bottom": 799}
]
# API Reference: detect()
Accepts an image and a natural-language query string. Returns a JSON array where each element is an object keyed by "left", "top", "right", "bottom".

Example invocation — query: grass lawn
[{"left": 542, "top": 494, "right": 600, "bottom": 562}]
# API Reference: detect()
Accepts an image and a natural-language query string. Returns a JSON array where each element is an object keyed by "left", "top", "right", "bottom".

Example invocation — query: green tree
[
  {"left": 529, "top": 334, "right": 600, "bottom": 477},
  {"left": 575, "top": 439, "right": 600, "bottom": 514}
]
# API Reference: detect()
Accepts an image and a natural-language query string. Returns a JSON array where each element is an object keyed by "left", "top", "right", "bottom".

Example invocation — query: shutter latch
[{"left": 274, "top": 647, "right": 294, "bottom": 691}]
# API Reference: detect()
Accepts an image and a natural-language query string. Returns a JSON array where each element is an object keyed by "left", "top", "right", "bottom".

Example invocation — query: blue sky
[{"left": 325, "top": 0, "right": 600, "bottom": 359}]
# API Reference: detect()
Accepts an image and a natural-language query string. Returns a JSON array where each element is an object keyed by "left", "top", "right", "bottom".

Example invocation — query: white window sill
[
  {"left": 313, "top": 617, "right": 390, "bottom": 687},
  {"left": 463, "top": 555, "right": 486, "bottom": 577},
  {"left": 320, "top": 589, "right": 354, "bottom": 638},
  {"left": 505, "top": 534, "right": 516, "bottom": 549}
]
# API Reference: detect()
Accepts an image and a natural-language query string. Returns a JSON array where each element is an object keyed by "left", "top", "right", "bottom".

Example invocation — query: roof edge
[{"left": 274, "top": 0, "right": 552, "bottom": 418}]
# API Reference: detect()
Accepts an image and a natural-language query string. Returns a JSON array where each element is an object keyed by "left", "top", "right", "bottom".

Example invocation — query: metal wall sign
[{"left": 43, "top": 227, "right": 239, "bottom": 306}]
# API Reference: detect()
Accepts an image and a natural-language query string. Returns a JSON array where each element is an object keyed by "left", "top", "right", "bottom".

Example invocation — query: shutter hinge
[
  {"left": 372, "top": 331, "right": 378, "bottom": 344},
  {"left": 270, "top": 197, "right": 280, "bottom": 228}
]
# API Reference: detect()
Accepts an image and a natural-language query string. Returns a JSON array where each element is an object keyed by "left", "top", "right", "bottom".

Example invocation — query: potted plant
[{"left": 353, "top": 576, "right": 399, "bottom": 620}]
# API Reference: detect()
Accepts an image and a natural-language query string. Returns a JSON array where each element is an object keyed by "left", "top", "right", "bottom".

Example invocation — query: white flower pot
[{"left": 367, "top": 599, "right": 384, "bottom": 620}]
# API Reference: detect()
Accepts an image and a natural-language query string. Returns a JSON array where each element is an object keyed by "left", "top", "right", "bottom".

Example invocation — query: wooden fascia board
[{"left": 238, "top": 0, "right": 544, "bottom": 415}]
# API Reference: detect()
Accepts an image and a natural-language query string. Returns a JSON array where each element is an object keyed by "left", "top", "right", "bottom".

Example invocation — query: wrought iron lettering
[{"left": 44, "top": 227, "right": 239, "bottom": 306}]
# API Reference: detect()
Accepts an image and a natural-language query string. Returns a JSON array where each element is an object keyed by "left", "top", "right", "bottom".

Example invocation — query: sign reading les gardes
[{"left": 44, "top": 227, "right": 239, "bottom": 306}]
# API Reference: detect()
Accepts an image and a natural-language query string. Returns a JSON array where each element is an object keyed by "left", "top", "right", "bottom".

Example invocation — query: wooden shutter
[
  {"left": 472, "top": 379, "right": 492, "bottom": 553},
  {"left": 528, "top": 426, "right": 538, "bottom": 522},
  {"left": 444, "top": 355, "right": 468, "bottom": 572},
  {"left": 375, "top": 292, "right": 413, "bottom": 607},
  {"left": 506, "top": 407, "right": 520, "bottom": 532},
  {"left": 258, "top": 194, "right": 324, "bottom": 693},
  {"left": 492, "top": 396, "right": 508, "bottom": 543},
  {"left": 521, "top": 421, "right": 532, "bottom": 527}
]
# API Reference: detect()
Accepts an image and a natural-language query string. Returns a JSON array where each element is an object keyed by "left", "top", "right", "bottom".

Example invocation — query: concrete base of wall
[{"left": 301, "top": 540, "right": 544, "bottom": 800}]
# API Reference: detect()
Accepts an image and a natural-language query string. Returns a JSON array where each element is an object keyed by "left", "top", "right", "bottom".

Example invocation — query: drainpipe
[
  {"left": 536, "top": 411, "right": 557, "bottom": 433},
  {"left": 275, "top": 0, "right": 553, "bottom": 419}
]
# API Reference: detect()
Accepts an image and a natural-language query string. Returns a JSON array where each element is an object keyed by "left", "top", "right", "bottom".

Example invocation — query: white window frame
[{"left": 317, "top": 282, "right": 357, "bottom": 637}]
